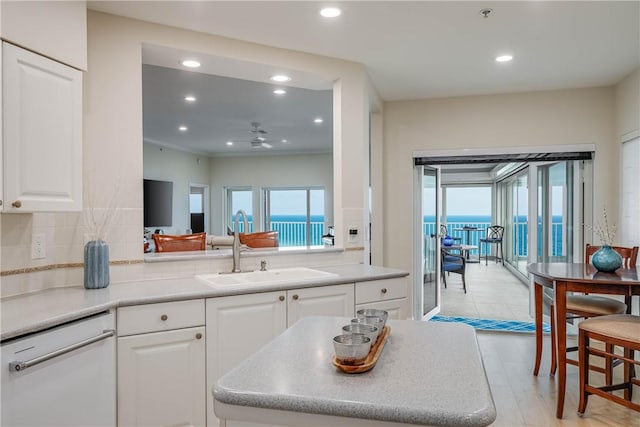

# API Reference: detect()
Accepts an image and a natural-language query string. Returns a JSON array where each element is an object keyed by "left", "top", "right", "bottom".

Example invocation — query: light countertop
[
  {"left": 213, "top": 316, "right": 497, "bottom": 427},
  {"left": 1, "top": 264, "right": 408, "bottom": 341}
]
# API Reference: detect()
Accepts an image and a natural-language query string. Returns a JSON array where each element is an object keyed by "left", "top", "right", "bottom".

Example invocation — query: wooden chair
[
  {"left": 153, "top": 232, "right": 207, "bottom": 252},
  {"left": 479, "top": 225, "right": 504, "bottom": 265},
  {"left": 548, "top": 245, "right": 639, "bottom": 378},
  {"left": 441, "top": 247, "right": 466, "bottom": 293},
  {"left": 578, "top": 314, "right": 640, "bottom": 415},
  {"left": 239, "top": 231, "right": 279, "bottom": 248}
]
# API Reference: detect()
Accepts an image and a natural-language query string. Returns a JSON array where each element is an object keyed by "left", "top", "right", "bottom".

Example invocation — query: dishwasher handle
[{"left": 9, "top": 329, "right": 115, "bottom": 372}]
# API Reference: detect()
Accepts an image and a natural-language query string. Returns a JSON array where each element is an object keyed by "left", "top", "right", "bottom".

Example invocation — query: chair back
[
  {"left": 153, "top": 232, "right": 207, "bottom": 252},
  {"left": 485, "top": 225, "right": 505, "bottom": 240},
  {"left": 585, "top": 244, "right": 639, "bottom": 268},
  {"left": 440, "top": 224, "right": 448, "bottom": 237}
]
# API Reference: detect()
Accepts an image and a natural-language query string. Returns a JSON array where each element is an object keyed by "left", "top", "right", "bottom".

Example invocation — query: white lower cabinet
[
  {"left": 117, "top": 301, "right": 206, "bottom": 427},
  {"left": 206, "top": 283, "right": 355, "bottom": 427},
  {"left": 355, "top": 278, "right": 409, "bottom": 319}
]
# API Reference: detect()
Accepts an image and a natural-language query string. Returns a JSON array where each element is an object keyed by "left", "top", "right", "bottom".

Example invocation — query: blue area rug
[{"left": 431, "top": 315, "right": 550, "bottom": 333}]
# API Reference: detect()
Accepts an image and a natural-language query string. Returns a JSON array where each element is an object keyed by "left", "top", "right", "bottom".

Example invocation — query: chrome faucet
[{"left": 231, "top": 209, "right": 249, "bottom": 273}]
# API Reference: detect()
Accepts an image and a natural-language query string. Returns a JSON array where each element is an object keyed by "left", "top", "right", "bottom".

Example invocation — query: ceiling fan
[{"left": 247, "top": 122, "right": 273, "bottom": 149}]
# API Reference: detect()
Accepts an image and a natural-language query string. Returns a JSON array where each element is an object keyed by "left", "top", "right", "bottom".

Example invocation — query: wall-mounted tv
[{"left": 144, "top": 179, "right": 173, "bottom": 227}]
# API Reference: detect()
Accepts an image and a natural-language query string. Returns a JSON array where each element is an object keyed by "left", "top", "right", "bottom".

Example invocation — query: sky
[{"left": 231, "top": 189, "right": 325, "bottom": 216}]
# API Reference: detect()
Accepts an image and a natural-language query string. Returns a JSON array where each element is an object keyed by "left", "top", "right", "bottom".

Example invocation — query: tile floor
[{"left": 439, "top": 260, "right": 532, "bottom": 321}]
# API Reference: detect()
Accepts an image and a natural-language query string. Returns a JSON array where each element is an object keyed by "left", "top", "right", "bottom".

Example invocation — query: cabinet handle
[
  {"left": 279, "top": 295, "right": 285, "bottom": 301},
  {"left": 160, "top": 314, "right": 168, "bottom": 321},
  {"left": 381, "top": 288, "right": 388, "bottom": 294},
  {"left": 292, "top": 294, "right": 299, "bottom": 300},
  {"left": 195, "top": 333, "right": 203, "bottom": 340},
  {"left": 11, "top": 200, "right": 22, "bottom": 208}
]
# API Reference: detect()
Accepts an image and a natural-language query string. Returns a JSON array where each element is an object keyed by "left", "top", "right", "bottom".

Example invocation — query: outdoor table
[{"left": 453, "top": 227, "right": 484, "bottom": 262}]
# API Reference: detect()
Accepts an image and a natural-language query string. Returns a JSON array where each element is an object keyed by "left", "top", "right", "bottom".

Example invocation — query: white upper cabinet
[
  {"left": 2, "top": 42, "right": 82, "bottom": 212},
  {"left": 0, "top": 0, "right": 87, "bottom": 70}
]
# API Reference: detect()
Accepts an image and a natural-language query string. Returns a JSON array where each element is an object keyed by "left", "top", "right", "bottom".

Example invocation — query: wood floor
[
  {"left": 437, "top": 262, "right": 639, "bottom": 425},
  {"left": 478, "top": 331, "right": 640, "bottom": 426}
]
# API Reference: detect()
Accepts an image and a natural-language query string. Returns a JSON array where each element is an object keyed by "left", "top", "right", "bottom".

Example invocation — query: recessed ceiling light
[
  {"left": 282, "top": 139, "right": 288, "bottom": 143},
  {"left": 320, "top": 7, "right": 341, "bottom": 18},
  {"left": 179, "top": 125, "right": 188, "bottom": 131},
  {"left": 226, "top": 141, "right": 233, "bottom": 146},
  {"left": 495, "top": 55, "right": 513, "bottom": 63},
  {"left": 181, "top": 59, "right": 201, "bottom": 68},
  {"left": 184, "top": 95, "right": 197, "bottom": 102},
  {"left": 270, "top": 74, "right": 291, "bottom": 82},
  {"left": 314, "top": 118, "right": 324, "bottom": 124},
  {"left": 273, "top": 89, "right": 287, "bottom": 95}
]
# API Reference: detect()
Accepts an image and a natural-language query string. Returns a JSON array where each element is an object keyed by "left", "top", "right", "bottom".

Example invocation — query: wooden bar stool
[{"left": 578, "top": 314, "right": 640, "bottom": 415}]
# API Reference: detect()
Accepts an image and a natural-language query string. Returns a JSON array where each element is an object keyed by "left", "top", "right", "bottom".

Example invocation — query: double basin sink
[{"left": 196, "top": 267, "right": 338, "bottom": 287}]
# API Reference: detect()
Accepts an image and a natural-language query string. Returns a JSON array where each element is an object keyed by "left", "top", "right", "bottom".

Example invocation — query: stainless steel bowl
[
  {"left": 342, "top": 323, "right": 379, "bottom": 343},
  {"left": 357, "top": 308, "right": 389, "bottom": 323},
  {"left": 332, "top": 333, "right": 371, "bottom": 365}
]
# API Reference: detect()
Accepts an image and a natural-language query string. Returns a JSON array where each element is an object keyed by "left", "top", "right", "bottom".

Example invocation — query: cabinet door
[
  {"left": 206, "top": 291, "right": 287, "bottom": 427},
  {"left": 118, "top": 326, "right": 206, "bottom": 427},
  {"left": 2, "top": 42, "right": 82, "bottom": 212},
  {"left": 357, "top": 298, "right": 409, "bottom": 320},
  {"left": 287, "top": 283, "right": 354, "bottom": 327}
]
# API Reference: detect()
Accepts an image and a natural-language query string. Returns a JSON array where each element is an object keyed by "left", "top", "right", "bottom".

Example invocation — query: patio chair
[
  {"left": 547, "top": 245, "right": 638, "bottom": 379},
  {"left": 441, "top": 247, "right": 466, "bottom": 293},
  {"left": 480, "top": 225, "right": 504, "bottom": 265},
  {"left": 439, "top": 224, "right": 461, "bottom": 244}
]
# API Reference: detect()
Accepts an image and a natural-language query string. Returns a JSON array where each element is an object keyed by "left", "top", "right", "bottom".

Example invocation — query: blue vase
[
  {"left": 591, "top": 245, "right": 622, "bottom": 273},
  {"left": 84, "top": 240, "right": 110, "bottom": 289},
  {"left": 442, "top": 235, "right": 454, "bottom": 247}
]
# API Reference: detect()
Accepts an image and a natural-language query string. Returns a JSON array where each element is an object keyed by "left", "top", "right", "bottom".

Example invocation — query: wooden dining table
[{"left": 528, "top": 263, "right": 640, "bottom": 418}]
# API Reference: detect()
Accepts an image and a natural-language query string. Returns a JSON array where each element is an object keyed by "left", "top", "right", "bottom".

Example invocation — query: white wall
[
  {"left": 382, "top": 87, "right": 617, "bottom": 280},
  {"left": 143, "top": 143, "right": 212, "bottom": 235},
  {"left": 209, "top": 153, "right": 333, "bottom": 234},
  {"left": 615, "top": 68, "right": 640, "bottom": 141}
]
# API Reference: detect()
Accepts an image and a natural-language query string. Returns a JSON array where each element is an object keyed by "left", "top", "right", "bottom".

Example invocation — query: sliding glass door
[
  {"left": 502, "top": 169, "right": 529, "bottom": 276},
  {"left": 536, "top": 161, "right": 577, "bottom": 263},
  {"left": 419, "top": 166, "right": 441, "bottom": 319}
]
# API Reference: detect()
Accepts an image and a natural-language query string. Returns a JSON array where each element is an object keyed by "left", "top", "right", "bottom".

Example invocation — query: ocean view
[{"left": 235, "top": 214, "right": 565, "bottom": 255}]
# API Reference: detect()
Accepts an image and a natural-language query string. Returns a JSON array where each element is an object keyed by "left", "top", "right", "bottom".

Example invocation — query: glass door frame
[{"left": 413, "top": 165, "right": 441, "bottom": 320}]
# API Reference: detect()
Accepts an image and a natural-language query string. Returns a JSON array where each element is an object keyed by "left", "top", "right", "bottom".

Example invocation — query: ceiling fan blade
[{"left": 261, "top": 142, "right": 273, "bottom": 149}]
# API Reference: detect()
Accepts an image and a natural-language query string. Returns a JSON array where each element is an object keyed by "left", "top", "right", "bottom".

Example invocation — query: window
[
  {"left": 226, "top": 187, "right": 253, "bottom": 233},
  {"left": 263, "top": 188, "right": 325, "bottom": 247},
  {"left": 621, "top": 137, "right": 640, "bottom": 251}
]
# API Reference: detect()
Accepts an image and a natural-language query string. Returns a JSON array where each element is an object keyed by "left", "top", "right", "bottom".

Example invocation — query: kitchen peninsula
[{"left": 213, "top": 316, "right": 497, "bottom": 427}]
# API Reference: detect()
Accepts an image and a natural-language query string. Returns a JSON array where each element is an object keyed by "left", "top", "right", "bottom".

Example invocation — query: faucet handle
[{"left": 260, "top": 260, "right": 267, "bottom": 271}]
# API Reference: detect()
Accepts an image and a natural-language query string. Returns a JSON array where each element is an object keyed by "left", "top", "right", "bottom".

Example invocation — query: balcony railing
[{"left": 270, "top": 221, "right": 324, "bottom": 247}]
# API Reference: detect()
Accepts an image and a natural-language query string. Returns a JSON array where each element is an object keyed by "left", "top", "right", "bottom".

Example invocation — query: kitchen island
[{"left": 213, "top": 316, "right": 496, "bottom": 427}]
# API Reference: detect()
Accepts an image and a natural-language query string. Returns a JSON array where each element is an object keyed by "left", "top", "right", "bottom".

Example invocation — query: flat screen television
[{"left": 144, "top": 179, "right": 173, "bottom": 227}]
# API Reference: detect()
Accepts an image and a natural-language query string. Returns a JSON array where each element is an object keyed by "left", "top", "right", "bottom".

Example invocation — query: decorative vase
[
  {"left": 442, "top": 235, "right": 454, "bottom": 247},
  {"left": 590, "top": 245, "right": 622, "bottom": 273},
  {"left": 84, "top": 240, "right": 110, "bottom": 289}
]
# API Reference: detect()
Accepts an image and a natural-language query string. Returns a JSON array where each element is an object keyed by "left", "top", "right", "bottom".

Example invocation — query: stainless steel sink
[{"left": 196, "top": 267, "right": 338, "bottom": 287}]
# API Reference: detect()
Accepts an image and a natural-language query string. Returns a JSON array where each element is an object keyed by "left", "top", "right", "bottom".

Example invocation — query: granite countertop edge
[
  {"left": 1, "top": 265, "right": 408, "bottom": 341},
  {"left": 214, "top": 388, "right": 497, "bottom": 427}
]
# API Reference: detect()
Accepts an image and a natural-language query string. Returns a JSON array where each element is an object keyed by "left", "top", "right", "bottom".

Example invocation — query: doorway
[{"left": 412, "top": 148, "right": 593, "bottom": 322}]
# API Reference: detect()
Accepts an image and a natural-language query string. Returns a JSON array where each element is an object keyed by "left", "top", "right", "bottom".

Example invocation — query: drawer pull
[
  {"left": 160, "top": 314, "right": 168, "bottom": 321},
  {"left": 381, "top": 288, "right": 388, "bottom": 294},
  {"left": 195, "top": 333, "right": 203, "bottom": 340},
  {"left": 292, "top": 294, "right": 299, "bottom": 300},
  {"left": 279, "top": 295, "right": 285, "bottom": 302}
]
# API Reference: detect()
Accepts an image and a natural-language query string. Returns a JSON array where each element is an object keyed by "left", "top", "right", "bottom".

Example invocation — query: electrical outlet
[{"left": 31, "top": 234, "right": 46, "bottom": 259}]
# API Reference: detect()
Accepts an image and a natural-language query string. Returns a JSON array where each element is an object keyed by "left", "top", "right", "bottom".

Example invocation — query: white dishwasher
[{"left": 1, "top": 311, "right": 116, "bottom": 427}]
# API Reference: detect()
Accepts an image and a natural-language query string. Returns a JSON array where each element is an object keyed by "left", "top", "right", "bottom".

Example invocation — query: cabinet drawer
[
  {"left": 355, "top": 278, "right": 407, "bottom": 304},
  {"left": 117, "top": 300, "right": 205, "bottom": 336}
]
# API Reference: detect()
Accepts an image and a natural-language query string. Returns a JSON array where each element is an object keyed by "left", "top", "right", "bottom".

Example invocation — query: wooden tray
[{"left": 332, "top": 326, "right": 390, "bottom": 374}]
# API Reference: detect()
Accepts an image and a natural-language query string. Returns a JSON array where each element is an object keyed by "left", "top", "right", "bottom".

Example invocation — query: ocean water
[{"left": 234, "top": 214, "right": 564, "bottom": 255}]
